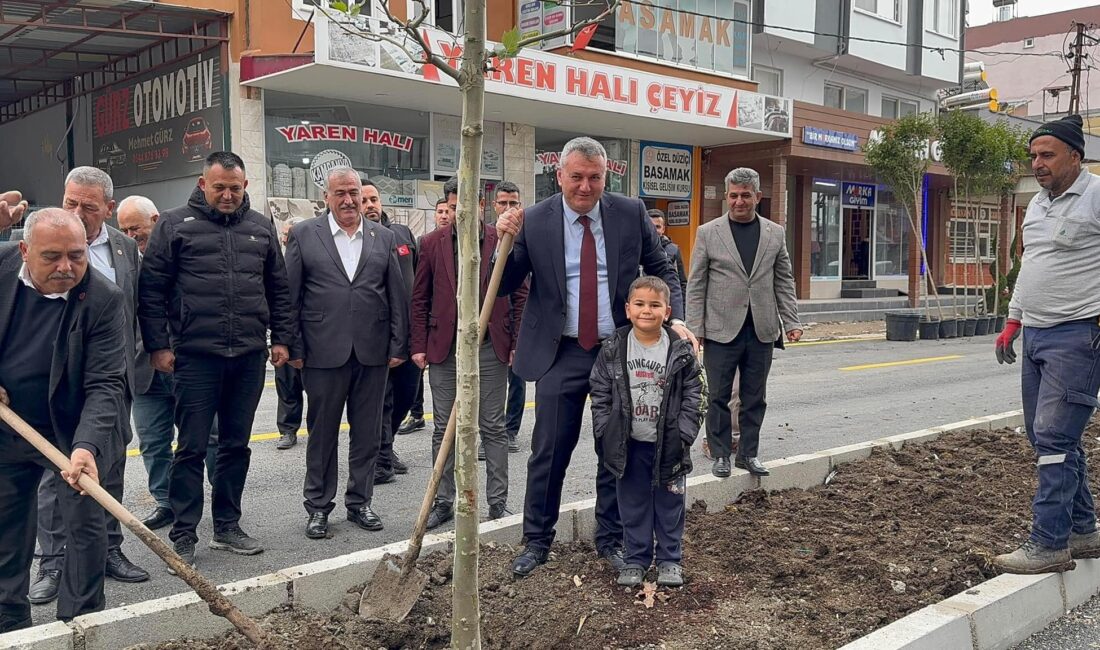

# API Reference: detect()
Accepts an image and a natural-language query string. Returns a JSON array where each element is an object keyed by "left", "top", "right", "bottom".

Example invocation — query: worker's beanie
[{"left": 1030, "top": 114, "right": 1086, "bottom": 158}]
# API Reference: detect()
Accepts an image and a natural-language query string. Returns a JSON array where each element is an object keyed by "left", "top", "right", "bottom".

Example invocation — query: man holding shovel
[{"left": 0, "top": 208, "right": 127, "bottom": 632}]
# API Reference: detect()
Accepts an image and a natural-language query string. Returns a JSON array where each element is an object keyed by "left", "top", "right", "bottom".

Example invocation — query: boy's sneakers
[
  {"left": 210, "top": 526, "right": 264, "bottom": 555},
  {"left": 657, "top": 562, "right": 684, "bottom": 587},
  {"left": 617, "top": 564, "right": 646, "bottom": 587},
  {"left": 168, "top": 538, "right": 196, "bottom": 575}
]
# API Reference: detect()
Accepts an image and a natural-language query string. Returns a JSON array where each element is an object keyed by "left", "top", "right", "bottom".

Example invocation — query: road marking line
[
  {"left": 790, "top": 336, "right": 886, "bottom": 348},
  {"left": 125, "top": 401, "right": 538, "bottom": 457},
  {"left": 839, "top": 355, "right": 963, "bottom": 371}
]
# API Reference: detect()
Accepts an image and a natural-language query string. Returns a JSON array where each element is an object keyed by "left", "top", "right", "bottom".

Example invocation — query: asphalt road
[{"left": 28, "top": 332, "right": 1024, "bottom": 625}]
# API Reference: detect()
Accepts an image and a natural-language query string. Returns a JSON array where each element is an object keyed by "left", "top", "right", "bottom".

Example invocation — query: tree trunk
[
  {"left": 952, "top": 179, "right": 960, "bottom": 316},
  {"left": 452, "top": 1, "right": 486, "bottom": 648}
]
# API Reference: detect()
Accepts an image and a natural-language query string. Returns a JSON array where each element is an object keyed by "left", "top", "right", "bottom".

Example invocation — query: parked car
[
  {"left": 96, "top": 142, "right": 126, "bottom": 169},
  {"left": 182, "top": 117, "right": 213, "bottom": 160}
]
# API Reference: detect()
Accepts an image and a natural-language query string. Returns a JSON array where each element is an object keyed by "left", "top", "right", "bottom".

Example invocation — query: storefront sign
[
  {"left": 666, "top": 201, "right": 691, "bottom": 226},
  {"left": 90, "top": 51, "right": 224, "bottom": 187},
  {"left": 615, "top": 0, "right": 750, "bottom": 78},
  {"left": 704, "top": 185, "right": 717, "bottom": 200},
  {"left": 274, "top": 123, "right": 414, "bottom": 151},
  {"left": 308, "top": 149, "right": 353, "bottom": 190},
  {"left": 319, "top": 17, "right": 792, "bottom": 137},
  {"left": 802, "top": 127, "right": 859, "bottom": 152},
  {"left": 536, "top": 150, "right": 628, "bottom": 177},
  {"left": 431, "top": 113, "right": 504, "bottom": 179},
  {"left": 868, "top": 129, "right": 944, "bottom": 162},
  {"left": 516, "top": 1, "right": 568, "bottom": 48},
  {"left": 639, "top": 141, "right": 693, "bottom": 199},
  {"left": 842, "top": 182, "right": 876, "bottom": 207}
]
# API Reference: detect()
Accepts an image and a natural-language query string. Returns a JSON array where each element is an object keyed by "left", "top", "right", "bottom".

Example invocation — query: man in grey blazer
[
  {"left": 687, "top": 167, "right": 802, "bottom": 478},
  {"left": 31, "top": 168, "right": 147, "bottom": 607},
  {"left": 285, "top": 167, "right": 407, "bottom": 539}
]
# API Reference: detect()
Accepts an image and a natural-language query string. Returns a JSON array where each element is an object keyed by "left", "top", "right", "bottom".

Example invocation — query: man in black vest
[{"left": 0, "top": 208, "right": 127, "bottom": 632}]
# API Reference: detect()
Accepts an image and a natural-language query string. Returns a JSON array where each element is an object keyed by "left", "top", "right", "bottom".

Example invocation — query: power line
[{"left": 616, "top": 0, "right": 1064, "bottom": 59}]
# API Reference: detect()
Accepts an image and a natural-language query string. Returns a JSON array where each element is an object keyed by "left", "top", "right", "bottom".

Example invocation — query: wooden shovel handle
[
  {"left": 403, "top": 232, "right": 515, "bottom": 575},
  {"left": 0, "top": 402, "right": 268, "bottom": 647}
]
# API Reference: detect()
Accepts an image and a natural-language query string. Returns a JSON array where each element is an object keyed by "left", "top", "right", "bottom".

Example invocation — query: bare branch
[
  {"left": 513, "top": 0, "right": 620, "bottom": 52},
  {"left": 377, "top": 0, "right": 462, "bottom": 82}
]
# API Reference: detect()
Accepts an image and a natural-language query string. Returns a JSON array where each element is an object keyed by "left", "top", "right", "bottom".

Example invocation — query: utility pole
[{"left": 1068, "top": 22, "right": 1099, "bottom": 115}]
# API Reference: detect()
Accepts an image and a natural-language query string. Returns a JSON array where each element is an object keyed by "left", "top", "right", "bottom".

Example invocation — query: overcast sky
[{"left": 968, "top": 0, "right": 1100, "bottom": 26}]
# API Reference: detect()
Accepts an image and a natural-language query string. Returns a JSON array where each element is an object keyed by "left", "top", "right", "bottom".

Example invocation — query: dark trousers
[
  {"left": 275, "top": 364, "right": 304, "bottom": 436},
  {"left": 378, "top": 359, "right": 420, "bottom": 472},
  {"left": 524, "top": 338, "right": 621, "bottom": 551},
  {"left": 410, "top": 373, "right": 425, "bottom": 420},
  {"left": 617, "top": 440, "right": 685, "bottom": 567},
  {"left": 505, "top": 368, "right": 526, "bottom": 437},
  {"left": 302, "top": 357, "right": 388, "bottom": 514},
  {"left": 0, "top": 433, "right": 106, "bottom": 625},
  {"left": 703, "top": 324, "right": 774, "bottom": 460},
  {"left": 169, "top": 352, "right": 266, "bottom": 544},
  {"left": 1022, "top": 320, "right": 1100, "bottom": 549}
]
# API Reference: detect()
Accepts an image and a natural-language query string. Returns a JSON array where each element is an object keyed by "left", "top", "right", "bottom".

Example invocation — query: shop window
[
  {"left": 881, "top": 96, "right": 919, "bottom": 119},
  {"left": 810, "top": 180, "right": 842, "bottom": 279},
  {"left": 752, "top": 65, "right": 783, "bottom": 96},
  {"left": 855, "top": 0, "right": 903, "bottom": 23},
  {"left": 873, "top": 186, "right": 910, "bottom": 277},
  {"left": 824, "top": 83, "right": 867, "bottom": 113},
  {"left": 949, "top": 216, "right": 999, "bottom": 263},
  {"left": 565, "top": 0, "right": 751, "bottom": 78},
  {"left": 535, "top": 130, "right": 630, "bottom": 203},
  {"left": 298, "top": 0, "right": 377, "bottom": 15},
  {"left": 930, "top": 0, "right": 958, "bottom": 36}
]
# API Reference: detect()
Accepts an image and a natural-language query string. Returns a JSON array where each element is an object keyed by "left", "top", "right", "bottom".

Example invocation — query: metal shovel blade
[{"left": 358, "top": 556, "right": 430, "bottom": 622}]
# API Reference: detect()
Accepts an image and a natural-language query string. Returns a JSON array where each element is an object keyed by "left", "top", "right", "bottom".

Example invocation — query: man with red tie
[{"left": 495, "top": 136, "right": 694, "bottom": 577}]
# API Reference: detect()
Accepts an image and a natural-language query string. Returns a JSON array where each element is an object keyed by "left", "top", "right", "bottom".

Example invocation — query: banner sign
[
  {"left": 666, "top": 201, "right": 691, "bottom": 226},
  {"left": 91, "top": 51, "right": 224, "bottom": 187},
  {"left": 842, "top": 182, "right": 876, "bottom": 207},
  {"left": 639, "top": 141, "right": 693, "bottom": 199},
  {"left": 318, "top": 16, "right": 792, "bottom": 137},
  {"left": 274, "top": 123, "right": 414, "bottom": 151},
  {"left": 802, "top": 126, "right": 859, "bottom": 152}
]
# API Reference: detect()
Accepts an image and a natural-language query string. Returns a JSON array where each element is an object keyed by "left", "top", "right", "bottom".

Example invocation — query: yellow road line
[
  {"left": 840, "top": 354, "right": 963, "bottom": 372},
  {"left": 789, "top": 336, "right": 885, "bottom": 348},
  {"left": 125, "top": 401, "right": 538, "bottom": 457}
]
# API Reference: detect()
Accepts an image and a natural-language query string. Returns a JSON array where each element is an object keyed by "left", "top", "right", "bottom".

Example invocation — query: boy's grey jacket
[{"left": 589, "top": 324, "right": 706, "bottom": 485}]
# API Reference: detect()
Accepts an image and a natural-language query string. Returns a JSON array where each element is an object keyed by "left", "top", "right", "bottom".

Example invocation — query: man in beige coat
[{"left": 686, "top": 167, "right": 801, "bottom": 477}]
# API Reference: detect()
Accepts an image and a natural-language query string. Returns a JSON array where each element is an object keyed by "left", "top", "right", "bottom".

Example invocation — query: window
[
  {"left": 949, "top": 215, "right": 999, "bottom": 262},
  {"left": 753, "top": 65, "right": 783, "bottom": 96},
  {"left": 874, "top": 187, "right": 910, "bottom": 277},
  {"left": 299, "top": 0, "right": 376, "bottom": 14},
  {"left": 810, "top": 180, "right": 842, "bottom": 278},
  {"left": 881, "top": 96, "right": 919, "bottom": 118},
  {"left": 1023, "top": 38, "right": 1035, "bottom": 48},
  {"left": 930, "top": 0, "right": 957, "bottom": 36},
  {"left": 408, "top": 0, "right": 462, "bottom": 33},
  {"left": 855, "top": 0, "right": 903, "bottom": 23},
  {"left": 824, "top": 83, "right": 868, "bottom": 113}
]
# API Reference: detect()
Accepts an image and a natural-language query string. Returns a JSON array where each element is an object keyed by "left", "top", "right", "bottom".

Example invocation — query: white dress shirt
[
  {"left": 561, "top": 197, "right": 613, "bottom": 339},
  {"left": 328, "top": 212, "right": 364, "bottom": 280},
  {"left": 18, "top": 263, "right": 69, "bottom": 300},
  {"left": 87, "top": 226, "right": 116, "bottom": 284}
]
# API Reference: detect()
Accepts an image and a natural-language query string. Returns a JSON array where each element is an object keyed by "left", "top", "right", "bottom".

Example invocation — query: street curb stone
[{"left": 0, "top": 409, "right": 1034, "bottom": 650}]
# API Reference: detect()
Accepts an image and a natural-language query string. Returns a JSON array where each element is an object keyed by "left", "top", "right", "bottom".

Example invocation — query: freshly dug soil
[{"left": 144, "top": 420, "right": 1100, "bottom": 650}]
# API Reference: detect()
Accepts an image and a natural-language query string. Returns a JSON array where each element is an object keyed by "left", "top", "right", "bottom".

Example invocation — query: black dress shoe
[
  {"left": 28, "top": 568, "right": 61, "bottom": 605},
  {"left": 374, "top": 469, "right": 397, "bottom": 485},
  {"left": 397, "top": 416, "right": 425, "bottom": 434},
  {"left": 425, "top": 501, "right": 454, "bottom": 530},
  {"left": 712, "top": 456, "right": 732, "bottom": 478},
  {"left": 106, "top": 548, "right": 150, "bottom": 583},
  {"left": 512, "top": 546, "right": 549, "bottom": 577},
  {"left": 392, "top": 453, "right": 409, "bottom": 474},
  {"left": 735, "top": 456, "right": 770, "bottom": 476},
  {"left": 598, "top": 546, "right": 627, "bottom": 571},
  {"left": 347, "top": 505, "right": 384, "bottom": 531},
  {"left": 305, "top": 512, "right": 329, "bottom": 539},
  {"left": 141, "top": 506, "right": 174, "bottom": 530},
  {"left": 276, "top": 432, "right": 298, "bottom": 449}
]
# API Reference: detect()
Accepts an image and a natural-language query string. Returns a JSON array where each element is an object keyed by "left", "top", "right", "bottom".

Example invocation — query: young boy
[{"left": 590, "top": 276, "right": 706, "bottom": 588}]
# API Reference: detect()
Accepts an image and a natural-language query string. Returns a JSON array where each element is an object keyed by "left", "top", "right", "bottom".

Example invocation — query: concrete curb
[{"left": 1, "top": 410, "right": 1043, "bottom": 650}]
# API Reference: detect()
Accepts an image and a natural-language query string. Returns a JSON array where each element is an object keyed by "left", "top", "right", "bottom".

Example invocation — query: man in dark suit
[
  {"left": 0, "top": 208, "right": 127, "bottom": 632},
  {"left": 285, "top": 167, "right": 407, "bottom": 539},
  {"left": 411, "top": 178, "right": 526, "bottom": 528},
  {"left": 31, "top": 167, "right": 147, "bottom": 606},
  {"left": 495, "top": 137, "right": 694, "bottom": 577}
]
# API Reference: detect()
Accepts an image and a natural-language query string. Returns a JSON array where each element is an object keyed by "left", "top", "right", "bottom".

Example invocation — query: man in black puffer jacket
[{"left": 139, "top": 151, "right": 296, "bottom": 569}]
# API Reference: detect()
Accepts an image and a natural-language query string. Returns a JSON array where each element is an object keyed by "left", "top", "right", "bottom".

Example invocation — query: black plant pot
[
  {"left": 919, "top": 319, "right": 941, "bottom": 340},
  {"left": 985, "top": 315, "right": 998, "bottom": 334},
  {"left": 995, "top": 316, "right": 1006, "bottom": 333},
  {"left": 974, "top": 316, "right": 990, "bottom": 336},
  {"left": 885, "top": 310, "right": 920, "bottom": 341},
  {"left": 939, "top": 318, "right": 958, "bottom": 338},
  {"left": 963, "top": 318, "right": 978, "bottom": 337}
]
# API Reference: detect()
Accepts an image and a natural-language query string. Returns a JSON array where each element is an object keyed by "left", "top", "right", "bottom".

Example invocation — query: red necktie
[{"left": 578, "top": 215, "right": 599, "bottom": 351}]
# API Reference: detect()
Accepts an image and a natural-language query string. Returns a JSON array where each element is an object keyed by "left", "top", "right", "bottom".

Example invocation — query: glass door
[{"left": 810, "top": 179, "right": 841, "bottom": 279}]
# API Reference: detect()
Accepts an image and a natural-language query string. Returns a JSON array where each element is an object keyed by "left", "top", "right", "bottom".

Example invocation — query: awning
[{"left": 0, "top": 0, "right": 229, "bottom": 124}]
